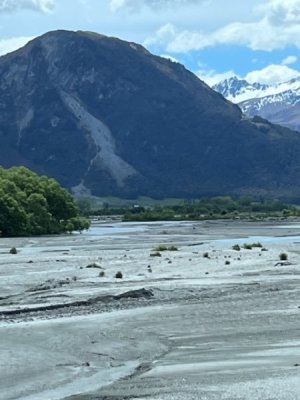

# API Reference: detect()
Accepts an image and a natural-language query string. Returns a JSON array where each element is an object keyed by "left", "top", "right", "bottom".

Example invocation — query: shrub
[
  {"left": 9, "top": 247, "right": 17, "bottom": 254},
  {"left": 115, "top": 271, "right": 123, "bottom": 279},
  {"left": 203, "top": 252, "right": 210, "bottom": 258},
  {"left": 154, "top": 245, "right": 168, "bottom": 252},
  {"left": 279, "top": 253, "right": 288, "bottom": 261},
  {"left": 232, "top": 244, "right": 241, "bottom": 251},
  {"left": 150, "top": 251, "right": 161, "bottom": 257},
  {"left": 225, "top": 260, "right": 230, "bottom": 265},
  {"left": 153, "top": 245, "right": 178, "bottom": 252},
  {"left": 168, "top": 245, "right": 178, "bottom": 251},
  {"left": 252, "top": 242, "right": 263, "bottom": 248},
  {"left": 99, "top": 271, "right": 105, "bottom": 277},
  {"left": 242, "top": 242, "right": 263, "bottom": 250}
]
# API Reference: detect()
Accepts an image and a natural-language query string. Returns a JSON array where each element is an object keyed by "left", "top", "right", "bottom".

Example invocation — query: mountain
[
  {"left": 213, "top": 77, "right": 300, "bottom": 132},
  {"left": 2, "top": 30, "right": 300, "bottom": 199},
  {"left": 213, "top": 76, "right": 269, "bottom": 103}
]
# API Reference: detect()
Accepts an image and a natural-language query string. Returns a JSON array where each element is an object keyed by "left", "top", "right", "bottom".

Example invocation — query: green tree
[{"left": 0, "top": 166, "right": 90, "bottom": 237}]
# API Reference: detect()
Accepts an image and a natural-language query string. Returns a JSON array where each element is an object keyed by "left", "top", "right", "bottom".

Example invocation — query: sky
[{"left": 1, "top": 0, "right": 300, "bottom": 86}]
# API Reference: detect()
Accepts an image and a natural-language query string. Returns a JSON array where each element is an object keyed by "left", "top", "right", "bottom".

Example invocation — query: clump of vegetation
[
  {"left": 99, "top": 271, "right": 105, "bottom": 277},
  {"left": 203, "top": 252, "right": 210, "bottom": 258},
  {"left": 153, "top": 245, "right": 178, "bottom": 252},
  {"left": 154, "top": 245, "right": 168, "bottom": 252},
  {"left": 150, "top": 251, "right": 162, "bottom": 257},
  {"left": 0, "top": 166, "right": 90, "bottom": 236},
  {"left": 168, "top": 245, "right": 178, "bottom": 251},
  {"left": 115, "top": 271, "right": 123, "bottom": 279},
  {"left": 225, "top": 260, "right": 231, "bottom": 265},
  {"left": 279, "top": 253, "right": 288, "bottom": 261},
  {"left": 232, "top": 244, "right": 241, "bottom": 251},
  {"left": 251, "top": 242, "right": 263, "bottom": 248},
  {"left": 242, "top": 242, "right": 263, "bottom": 250},
  {"left": 9, "top": 246, "right": 17, "bottom": 254}
]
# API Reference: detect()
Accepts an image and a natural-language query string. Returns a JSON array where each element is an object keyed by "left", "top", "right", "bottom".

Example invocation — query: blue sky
[{"left": 1, "top": 0, "right": 300, "bottom": 85}]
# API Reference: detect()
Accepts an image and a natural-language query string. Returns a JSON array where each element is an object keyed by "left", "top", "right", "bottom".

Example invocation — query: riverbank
[{"left": 1, "top": 219, "right": 300, "bottom": 399}]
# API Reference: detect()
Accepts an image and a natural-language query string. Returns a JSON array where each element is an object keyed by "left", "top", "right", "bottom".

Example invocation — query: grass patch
[{"left": 153, "top": 245, "right": 178, "bottom": 252}]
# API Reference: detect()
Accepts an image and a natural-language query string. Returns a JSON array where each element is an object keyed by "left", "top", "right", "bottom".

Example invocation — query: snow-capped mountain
[
  {"left": 213, "top": 76, "right": 300, "bottom": 132},
  {"left": 213, "top": 76, "right": 269, "bottom": 103}
]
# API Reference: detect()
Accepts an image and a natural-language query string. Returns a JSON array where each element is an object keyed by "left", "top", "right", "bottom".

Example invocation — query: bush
[
  {"left": 150, "top": 251, "right": 161, "bottom": 257},
  {"left": 99, "top": 271, "right": 105, "bottom": 277},
  {"left": 9, "top": 247, "right": 17, "bottom": 254},
  {"left": 115, "top": 271, "right": 123, "bottom": 279},
  {"left": 243, "top": 243, "right": 253, "bottom": 250},
  {"left": 168, "top": 245, "right": 178, "bottom": 251},
  {"left": 251, "top": 242, "right": 263, "bottom": 248},
  {"left": 232, "top": 244, "right": 241, "bottom": 251},
  {"left": 153, "top": 245, "right": 178, "bottom": 252},
  {"left": 154, "top": 245, "right": 168, "bottom": 252},
  {"left": 225, "top": 260, "right": 230, "bottom": 265},
  {"left": 203, "top": 252, "right": 210, "bottom": 258},
  {"left": 279, "top": 253, "right": 288, "bottom": 261}
]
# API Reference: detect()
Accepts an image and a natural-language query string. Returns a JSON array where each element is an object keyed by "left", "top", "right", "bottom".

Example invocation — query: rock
[
  {"left": 114, "top": 288, "right": 154, "bottom": 300},
  {"left": 85, "top": 263, "right": 103, "bottom": 269}
]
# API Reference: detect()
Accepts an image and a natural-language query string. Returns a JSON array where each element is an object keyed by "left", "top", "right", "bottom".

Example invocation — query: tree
[{"left": 0, "top": 166, "right": 90, "bottom": 236}]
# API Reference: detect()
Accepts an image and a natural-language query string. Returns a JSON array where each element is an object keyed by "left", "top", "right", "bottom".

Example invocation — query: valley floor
[{"left": 1, "top": 219, "right": 300, "bottom": 399}]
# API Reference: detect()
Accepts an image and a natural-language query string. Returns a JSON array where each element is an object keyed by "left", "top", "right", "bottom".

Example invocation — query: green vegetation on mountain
[{"left": 0, "top": 166, "right": 90, "bottom": 237}]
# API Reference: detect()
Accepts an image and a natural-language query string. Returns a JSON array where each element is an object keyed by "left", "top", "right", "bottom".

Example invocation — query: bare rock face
[{"left": 2, "top": 30, "right": 300, "bottom": 199}]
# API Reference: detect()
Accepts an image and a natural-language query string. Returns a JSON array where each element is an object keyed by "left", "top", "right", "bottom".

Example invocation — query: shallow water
[{"left": 1, "top": 219, "right": 300, "bottom": 400}]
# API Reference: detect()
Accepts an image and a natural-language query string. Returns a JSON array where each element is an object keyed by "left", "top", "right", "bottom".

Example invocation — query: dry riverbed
[{"left": 1, "top": 219, "right": 300, "bottom": 399}]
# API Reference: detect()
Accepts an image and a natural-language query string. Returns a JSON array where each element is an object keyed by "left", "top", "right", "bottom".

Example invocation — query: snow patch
[{"left": 214, "top": 75, "right": 300, "bottom": 105}]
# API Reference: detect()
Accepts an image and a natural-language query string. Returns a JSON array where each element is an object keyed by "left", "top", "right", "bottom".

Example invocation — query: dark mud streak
[{"left": 0, "top": 288, "right": 154, "bottom": 318}]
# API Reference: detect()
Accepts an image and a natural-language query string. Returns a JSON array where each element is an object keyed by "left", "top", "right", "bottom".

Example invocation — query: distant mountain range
[
  {"left": 2, "top": 30, "right": 300, "bottom": 199},
  {"left": 213, "top": 76, "right": 300, "bottom": 132}
]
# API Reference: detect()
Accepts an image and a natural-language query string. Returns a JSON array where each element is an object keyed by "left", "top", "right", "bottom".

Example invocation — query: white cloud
[
  {"left": 110, "top": 0, "right": 204, "bottom": 12},
  {"left": 258, "top": 0, "right": 300, "bottom": 26},
  {"left": 0, "top": 0, "right": 54, "bottom": 13},
  {"left": 144, "top": 23, "right": 215, "bottom": 52},
  {"left": 0, "top": 36, "right": 33, "bottom": 56},
  {"left": 282, "top": 55, "right": 298, "bottom": 65},
  {"left": 196, "top": 68, "right": 237, "bottom": 86},
  {"left": 160, "top": 54, "right": 180, "bottom": 63},
  {"left": 144, "top": 0, "right": 300, "bottom": 53},
  {"left": 245, "top": 64, "right": 299, "bottom": 84}
]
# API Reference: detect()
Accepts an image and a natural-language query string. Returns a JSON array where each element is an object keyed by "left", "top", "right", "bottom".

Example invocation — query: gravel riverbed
[{"left": 1, "top": 219, "right": 300, "bottom": 400}]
